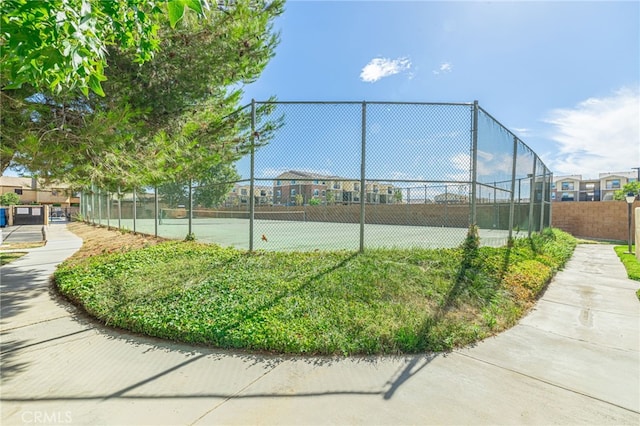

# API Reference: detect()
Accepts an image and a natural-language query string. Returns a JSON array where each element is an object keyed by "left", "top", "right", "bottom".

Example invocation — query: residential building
[
  {"left": 272, "top": 171, "right": 397, "bottom": 205},
  {"left": 551, "top": 171, "right": 638, "bottom": 202},
  {"left": 0, "top": 176, "right": 80, "bottom": 208},
  {"left": 225, "top": 183, "right": 274, "bottom": 207}
]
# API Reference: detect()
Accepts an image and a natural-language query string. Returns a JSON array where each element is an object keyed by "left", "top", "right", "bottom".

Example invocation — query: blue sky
[{"left": 241, "top": 0, "right": 640, "bottom": 180}]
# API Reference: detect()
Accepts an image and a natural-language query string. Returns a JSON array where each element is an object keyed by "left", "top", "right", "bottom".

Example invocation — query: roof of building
[
  {"left": 275, "top": 170, "right": 342, "bottom": 180},
  {"left": 0, "top": 176, "right": 33, "bottom": 188},
  {"left": 0, "top": 175, "right": 74, "bottom": 190}
]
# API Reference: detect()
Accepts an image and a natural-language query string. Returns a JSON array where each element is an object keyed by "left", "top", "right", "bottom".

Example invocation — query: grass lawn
[
  {"left": 0, "top": 252, "right": 28, "bottom": 265},
  {"left": 55, "top": 228, "right": 576, "bottom": 355},
  {"left": 613, "top": 245, "right": 640, "bottom": 300}
]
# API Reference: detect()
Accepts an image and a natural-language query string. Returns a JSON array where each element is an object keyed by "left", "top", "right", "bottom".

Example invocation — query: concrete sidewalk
[
  {"left": 1, "top": 224, "right": 638, "bottom": 425},
  {"left": 0, "top": 225, "right": 46, "bottom": 245}
]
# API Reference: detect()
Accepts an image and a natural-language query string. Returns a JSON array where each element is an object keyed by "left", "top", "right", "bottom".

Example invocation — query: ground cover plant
[{"left": 55, "top": 225, "right": 576, "bottom": 355}]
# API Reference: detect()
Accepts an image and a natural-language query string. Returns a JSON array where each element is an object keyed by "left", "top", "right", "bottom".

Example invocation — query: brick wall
[{"left": 552, "top": 201, "right": 639, "bottom": 242}]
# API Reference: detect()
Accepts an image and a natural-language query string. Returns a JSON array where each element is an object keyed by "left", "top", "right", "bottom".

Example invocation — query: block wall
[{"left": 552, "top": 201, "right": 639, "bottom": 242}]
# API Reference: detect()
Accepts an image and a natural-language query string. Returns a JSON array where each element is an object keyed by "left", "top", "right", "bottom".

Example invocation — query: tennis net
[{"left": 160, "top": 208, "right": 307, "bottom": 223}]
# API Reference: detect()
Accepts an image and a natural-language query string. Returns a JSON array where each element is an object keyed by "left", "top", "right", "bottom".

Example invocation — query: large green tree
[
  {"left": 0, "top": 0, "right": 204, "bottom": 96},
  {"left": 2, "top": 0, "right": 284, "bottom": 191}
]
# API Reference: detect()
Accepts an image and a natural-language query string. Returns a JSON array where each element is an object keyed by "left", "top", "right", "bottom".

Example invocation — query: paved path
[
  {"left": 0, "top": 225, "right": 45, "bottom": 245},
  {"left": 1, "top": 224, "right": 639, "bottom": 425}
]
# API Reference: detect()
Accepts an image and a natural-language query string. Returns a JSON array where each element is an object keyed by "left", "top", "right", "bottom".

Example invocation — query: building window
[
  {"left": 52, "top": 190, "right": 59, "bottom": 196},
  {"left": 606, "top": 179, "right": 620, "bottom": 189},
  {"left": 551, "top": 193, "right": 556, "bottom": 200},
  {"left": 313, "top": 180, "right": 319, "bottom": 184},
  {"left": 585, "top": 183, "right": 595, "bottom": 189},
  {"left": 260, "top": 190, "right": 266, "bottom": 196},
  {"left": 321, "top": 190, "right": 326, "bottom": 197},
  {"left": 561, "top": 192, "right": 574, "bottom": 201},
  {"left": 276, "top": 180, "right": 281, "bottom": 186},
  {"left": 333, "top": 183, "right": 341, "bottom": 189},
  {"left": 14, "top": 188, "right": 22, "bottom": 195},
  {"left": 354, "top": 183, "right": 360, "bottom": 191},
  {"left": 276, "top": 190, "right": 281, "bottom": 197},
  {"left": 313, "top": 189, "right": 319, "bottom": 196},
  {"left": 240, "top": 189, "right": 248, "bottom": 195},
  {"left": 291, "top": 189, "right": 296, "bottom": 196},
  {"left": 291, "top": 180, "right": 296, "bottom": 185},
  {"left": 561, "top": 182, "right": 574, "bottom": 191}
]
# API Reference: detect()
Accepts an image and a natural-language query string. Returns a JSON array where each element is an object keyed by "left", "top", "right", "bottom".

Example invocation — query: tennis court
[{"left": 97, "top": 217, "right": 518, "bottom": 251}]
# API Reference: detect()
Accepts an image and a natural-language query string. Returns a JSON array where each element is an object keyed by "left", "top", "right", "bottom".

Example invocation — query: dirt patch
[{"left": 65, "top": 222, "right": 168, "bottom": 265}]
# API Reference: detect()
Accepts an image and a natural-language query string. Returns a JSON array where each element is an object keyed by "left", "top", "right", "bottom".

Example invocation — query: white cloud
[
  {"left": 360, "top": 57, "right": 411, "bottom": 83},
  {"left": 432, "top": 62, "right": 452, "bottom": 75},
  {"left": 511, "top": 127, "right": 532, "bottom": 138},
  {"left": 543, "top": 87, "right": 640, "bottom": 178}
]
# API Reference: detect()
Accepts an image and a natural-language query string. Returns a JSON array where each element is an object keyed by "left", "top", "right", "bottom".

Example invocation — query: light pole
[{"left": 625, "top": 191, "right": 636, "bottom": 254}]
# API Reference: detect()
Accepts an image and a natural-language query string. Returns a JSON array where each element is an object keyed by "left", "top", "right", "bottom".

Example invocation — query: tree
[
  {"left": 2, "top": 0, "right": 284, "bottom": 191},
  {"left": 614, "top": 181, "right": 640, "bottom": 201},
  {"left": 193, "top": 163, "right": 241, "bottom": 208},
  {"left": 0, "top": 192, "right": 21, "bottom": 206},
  {"left": 295, "top": 193, "right": 304, "bottom": 206},
  {"left": 393, "top": 189, "right": 403, "bottom": 203},
  {"left": 0, "top": 0, "right": 205, "bottom": 97},
  {"left": 157, "top": 182, "right": 189, "bottom": 208}
]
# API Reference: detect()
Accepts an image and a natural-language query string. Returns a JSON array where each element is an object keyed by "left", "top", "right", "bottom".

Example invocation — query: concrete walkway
[{"left": 1, "top": 224, "right": 639, "bottom": 425}]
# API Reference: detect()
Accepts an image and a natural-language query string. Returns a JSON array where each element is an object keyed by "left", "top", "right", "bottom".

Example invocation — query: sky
[{"left": 239, "top": 0, "right": 640, "bottom": 181}]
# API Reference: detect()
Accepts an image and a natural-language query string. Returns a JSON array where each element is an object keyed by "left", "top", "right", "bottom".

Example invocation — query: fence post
[
  {"left": 106, "top": 191, "right": 111, "bottom": 229},
  {"left": 359, "top": 101, "right": 367, "bottom": 253},
  {"left": 97, "top": 187, "right": 102, "bottom": 225},
  {"left": 528, "top": 159, "right": 537, "bottom": 238},
  {"left": 188, "top": 180, "right": 193, "bottom": 236},
  {"left": 539, "top": 168, "right": 547, "bottom": 232},
  {"left": 548, "top": 172, "right": 553, "bottom": 228},
  {"left": 154, "top": 186, "right": 158, "bottom": 237},
  {"left": 508, "top": 136, "right": 518, "bottom": 241},
  {"left": 117, "top": 187, "right": 122, "bottom": 230},
  {"left": 133, "top": 188, "right": 137, "bottom": 234},
  {"left": 470, "top": 101, "right": 479, "bottom": 227},
  {"left": 249, "top": 99, "right": 256, "bottom": 252},
  {"left": 91, "top": 183, "right": 96, "bottom": 225}
]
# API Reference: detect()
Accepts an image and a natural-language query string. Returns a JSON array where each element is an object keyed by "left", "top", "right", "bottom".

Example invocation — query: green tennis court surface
[{"left": 95, "top": 218, "right": 519, "bottom": 251}]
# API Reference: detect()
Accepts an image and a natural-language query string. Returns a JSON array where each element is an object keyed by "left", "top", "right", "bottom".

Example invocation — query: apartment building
[
  {"left": 272, "top": 171, "right": 397, "bottom": 206},
  {"left": 225, "top": 183, "right": 274, "bottom": 207},
  {"left": 552, "top": 171, "right": 638, "bottom": 202},
  {"left": 0, "top": 176, "right": 80, "bottom": 208}
]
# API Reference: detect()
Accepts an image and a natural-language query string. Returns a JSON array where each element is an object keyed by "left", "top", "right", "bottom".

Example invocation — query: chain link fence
[{"left": 81, "top": 100, "right": 552, "bottom": 251}]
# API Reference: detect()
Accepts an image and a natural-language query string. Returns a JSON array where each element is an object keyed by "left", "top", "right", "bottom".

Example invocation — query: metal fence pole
[
  {"left": 508, "top": 136, "right": 518, "bottom": 241},
  {"left": 133, "top": 188, "right": 137, "bottom": 234},
  {"left": 106, "top": 191, "right": 110, "bottom": 229},
  {"left": 188, "top": 180, "right": 193, "bottom": 236},
  {"left": 548, "top": 172, "right": 553, "bottom": 228},
  {"left": 117, "top": 187, "right": 122, "bottom": 230},
  {"left": 154, "top": 186, "right": 158, "bottom": 237},
  {"left": 470, "top": 100, "right": 479, "bottom": 227},
  {"left": 539, "top": 168, "right": 547, "bottom": 232},
  {"left": 97, "top": 188, "right": 102, "bottom": 225},
  {"left": 91, "top": 184, "right": 96, "bottom": 225},
  {"left": 359, "top": 101, "right": 367, "bottom": 253},
  {"left": 528, "top": 160, "right": 537, "bottom": 238},
  {"left": 249, "top": 99, "right": 256, "bottom": 252}
]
